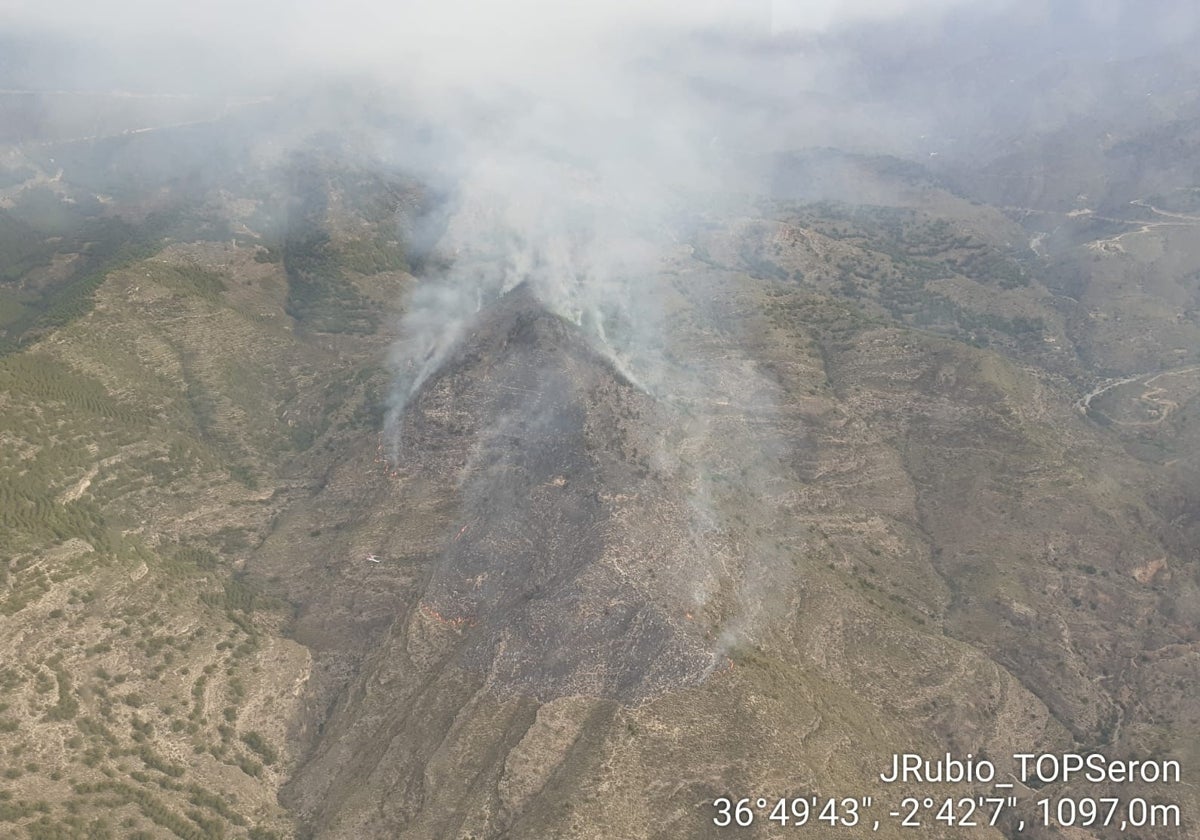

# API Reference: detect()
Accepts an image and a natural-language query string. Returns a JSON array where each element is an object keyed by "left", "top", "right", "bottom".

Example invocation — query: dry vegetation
[{"left": 0, "top": 224, "right": 401, "bottom": 838}]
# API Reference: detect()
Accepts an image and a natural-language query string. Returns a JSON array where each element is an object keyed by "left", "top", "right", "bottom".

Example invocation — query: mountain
[{"left": 1, "top": 23, "right": 1200, "bottom": 840}]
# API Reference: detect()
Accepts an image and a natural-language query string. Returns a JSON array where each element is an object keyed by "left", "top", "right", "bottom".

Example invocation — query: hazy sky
[
  {"left": 6, "top": 0, "right": 1196, "bottom": 103},
  {"left": 4, "top": 0, "right": 979, "bottom": 37},
  {"left": 0, "top": 0, "right": 993, "bottom": 91}
]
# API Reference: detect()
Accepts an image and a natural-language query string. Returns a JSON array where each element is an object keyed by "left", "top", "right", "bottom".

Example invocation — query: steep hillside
[
  {"left": 255, "top": 249, "right": 1198, "bottom": 838},
  {"left": 0, "top": 142, "right": 412, "bottom": 838},
  {"left": 1, "top": 91, "right": 1198, "bottom": 840}
]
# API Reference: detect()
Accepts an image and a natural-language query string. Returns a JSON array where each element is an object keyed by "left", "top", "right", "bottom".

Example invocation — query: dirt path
[
  {"left": 58, "top": 465, "right": 99, "bottom": 503},
  {"left": 1077, "top": 374, "right": 1141, "bottom": 414},
  {"left": 1076, "top": 365, "right": 1200, "bottom": 423},
  {"left": 1129, "top": 199, "right": 1200, "bottom": 222},
  {"left": 1001, "top": 201, "right": 1200, "bottom": 254}
]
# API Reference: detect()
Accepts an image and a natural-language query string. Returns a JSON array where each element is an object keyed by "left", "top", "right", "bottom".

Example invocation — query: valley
[{"left": 1, "top": 24, "right": 1200, "bottom": 836}]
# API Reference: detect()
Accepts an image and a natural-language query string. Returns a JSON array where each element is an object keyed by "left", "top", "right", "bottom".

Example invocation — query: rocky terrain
[{"left": 2, "top": 32, "right": 1200, "bottom": 840}]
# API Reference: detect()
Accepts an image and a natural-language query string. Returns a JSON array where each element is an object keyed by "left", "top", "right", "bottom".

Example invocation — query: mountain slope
[{"left": 1, "top": 89, "right": 1198, "bottom": 840}]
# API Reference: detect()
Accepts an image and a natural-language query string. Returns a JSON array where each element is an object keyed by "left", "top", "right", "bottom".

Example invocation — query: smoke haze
[{"left": 7, "top": 0, "right": 1200, "bottom": 664}]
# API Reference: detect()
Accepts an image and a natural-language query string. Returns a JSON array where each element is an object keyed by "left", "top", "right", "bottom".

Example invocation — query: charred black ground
[
  {"left": 269, "top": 283, "right": 731, "bottom": 836},
  {"left": 393, "top": 282, "right": 716, "bottom": 700}
]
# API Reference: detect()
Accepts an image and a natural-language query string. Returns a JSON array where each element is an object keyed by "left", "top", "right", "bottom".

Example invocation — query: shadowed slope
[{"left": 394, "top": 282, "right": 718, "bottom": 699}]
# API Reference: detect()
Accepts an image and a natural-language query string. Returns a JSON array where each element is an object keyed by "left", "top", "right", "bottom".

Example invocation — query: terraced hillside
[
  {"left": 0, "top": 140, "right": 413, "bottom": 838},
  {"left": 1, "top": 104, "right": 1198, "bottom": 840},
  {"left": 249, "top": 246, "right": 1199, "bottom": 838}
]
